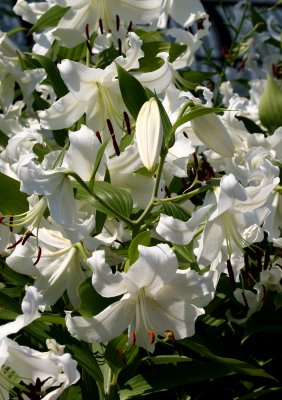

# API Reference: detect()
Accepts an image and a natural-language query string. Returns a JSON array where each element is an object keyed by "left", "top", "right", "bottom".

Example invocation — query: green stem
[
  {"left": 154, "top": 185, "right": 213, "bottom": 205},
  {"left": 213, "top": 0, "right": 250, "bottom": 105},
  {"left": 131, "top": 152, "right": 166, "bottom": 235}
]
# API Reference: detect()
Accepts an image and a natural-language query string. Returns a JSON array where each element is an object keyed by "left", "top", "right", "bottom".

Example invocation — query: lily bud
[
  {"left": 135, "top": 98, "right": 163, "bottom": 171},
  {"left": 190, "top": 113, "right": 235, "bottom": 157}
]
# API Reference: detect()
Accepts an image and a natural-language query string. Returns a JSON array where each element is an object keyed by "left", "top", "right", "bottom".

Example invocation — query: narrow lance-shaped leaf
[
  {"left": 29, "top": 5, "right": 70, "bottom": 34},
  {"left": 32, "top": 54, "right": 69, "bottom": 99},
  {"left": 116, "top": 63, "right": 148, "bottom": 120},
  {"left": 0, "top": 172, "right": 28, "bottom": 214}
]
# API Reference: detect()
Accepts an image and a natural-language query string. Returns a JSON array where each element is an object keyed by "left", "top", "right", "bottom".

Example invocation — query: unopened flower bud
[
  {"left": 135, "top": 98, "right": 163, "bottom": 171},
  {"left": 190, "top": 113, "right": 235, "bottom": 157}
]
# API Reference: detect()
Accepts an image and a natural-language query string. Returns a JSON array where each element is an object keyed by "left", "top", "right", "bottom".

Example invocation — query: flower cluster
[{"left": 0, "top": 0, "right": 282, "bottom": 398}]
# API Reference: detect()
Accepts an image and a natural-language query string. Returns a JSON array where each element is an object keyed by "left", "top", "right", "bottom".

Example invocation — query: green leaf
[
  {"left": 0, "top": 172, "right": 28, "bottom": 214},
  {"left": 58, "top": 386, "right": 82, "bottom": 400},
  {"left": 161, "top": 202, "right": 190, "bottom": 222},
  {"left": 29, "top": 5, "right": 70, "bottom": 34},
  {"left": 143, "top": 355, "right": 193, "bottom": 365},
  {"left": 116, "top": 63, "right": 148, "bottom": 120},
  {"left": 176, "top": 70, "right": 216, "bottom": 90},
  {"left": 90, "top": 181, "right": 133, "bottom": 219},
  {"left": 167, "top": 105, "right": 225, "bottom": 145},
  {"left": 180, "top": 339, "right": 277, "bottom": 381},
  {"left": 259, "top": 74, "right": 282, "bottom": 132},
  {"left": 78, "top": 278, "right": 120, "bottom": 318},
  {"left": 32, "top": 54, "right": 69, "bottom": 98},
  {"left": 128, "top": 231, "right": 151, "bottom": 267},
  {"left": 56, "top": 41, "right": 88, "bottom": 63},
  {"left": 173, "top": 243, "right": 198, "bottom": 268},
  {"left": 141, "top": 41, "right": 187, "bottom": 65},
  {"left": 95, "top": 44, "right": 119, "bottom": 69},
  {"left": 235, "top": 115, "right": 265, "bottom": 134},
  {"left": 119, "top": 362, "right": 230, "bottom": 399}
]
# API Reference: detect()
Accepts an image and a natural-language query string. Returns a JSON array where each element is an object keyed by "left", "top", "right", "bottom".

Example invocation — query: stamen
[
  {"left": 263, "top": 246, "right": 270, "bottom": 270},
  {"left": 22, "top": 231, "right": 34, "bottom": 245},
  {"left": 9, "top": 216, "right": 14, "bottom": 232},
  {"left": 164, "top": 186, "right": 171, "bottom": 198},
  {"left": 227, "top": 259, "right": 236, "bottom": 290},
  {"left": 118, "top": 38, "right": 122, "bottom": 55},
  {"left": 86, "top": 40, "right": 93, "bottom": 56},
  {"left": 183, "top": 131, "right": 188, "bottom": 138},
  {"left": 98, "top": 18, "right": 104, "bottom": 35},
  {"left": 123, "top": 111, "right": 131, "bottom": 135},
  {"left": 116, "top": 15, "right": 120, "bottom": 31},
  {"left": 95, "top": 131, "right": 102, "bottom": 143},
  {"left": 148, "top": 331, "right": 155, "bottom": 344},
  {"left": 241, "top": 290, "right": 249, "bottom": 310},
  {"left": 7, "top": 237, "right": 23, "bottom": 249},
  {"left": 127, "top": 21, "right": 132, "bottom": 34},
  {"left": 107, "top": 119, "right": 120, "bottom": 156},
  {"left": 131, "top": 331, "right": 136, "bottom": 346},
  {"left": 165, "top": 329, "right": 175, "bottom": 343},
  {"left": 0, "top": 216, "right": 4, "bottom": 223},
  {"left": 85, "top": 24, "right": 91, "bottom": 41},
  {"left": 33, "top": 246, "right": 42, "bottom": 266}
]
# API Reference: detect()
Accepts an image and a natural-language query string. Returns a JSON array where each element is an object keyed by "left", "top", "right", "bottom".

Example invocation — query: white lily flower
[
  {"left": 197, "top": 174, "right": 266, "bottom": 266},
  {"left": 135, "top": 98, "right": 163, "bottom": 171},
  {"left": 2, "top": 338, "right": 80, "bottom": 400},
  {"left": 6, "top": 226, "right": 91, "bottom": 306},
  {"left": 52, "top": 0, "right": 163, "bottom": 47},
  {"left": 66, "top": 244, "right": 214, "bottom": 352}
]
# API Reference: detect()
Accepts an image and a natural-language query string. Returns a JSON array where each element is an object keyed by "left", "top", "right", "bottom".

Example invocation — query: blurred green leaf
[
  {"left": 0, "top": 172, "right": 28, "bottom": 214},
  {"left": 32, "top": 54, "right": 68, "bottom": 98},
  {"left": 259, "top": 74, "right": 282, "bottom": 132},
  {"left": 181, "top": 339, "right": 277, "bottom": 381},
  {"left": 78, "top": 278, "right": 120, "bottom": 318},
  {"left": 116, "top": 63, "right": 148, "bottom": 119},
  {"left": 119, "top": 362, "right": 230, "bottom": 399},
  {"left": 29, "top": 5, "right": 69, "bottom": 33},
  {"left": 162, "top": 202, "right": 190, "bottom": 222},
  {"left": 128, "top": 231, "right": 151, "bottom": 267}
]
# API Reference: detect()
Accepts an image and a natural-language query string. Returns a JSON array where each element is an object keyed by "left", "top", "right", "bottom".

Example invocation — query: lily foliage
[{"left": 0, "top": 0, "right": 282, "bottom": 399}]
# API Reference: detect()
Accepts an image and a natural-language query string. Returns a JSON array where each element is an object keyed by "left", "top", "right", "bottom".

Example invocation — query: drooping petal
[
  {"left": 65, "top": 298, "right": 135, "bottom": 343},
  {"left": 89, "top": 250, "right": 127, "bottom": 297},
  {"left": 38, "top": 92, "right": 87, "bottom": 130}
]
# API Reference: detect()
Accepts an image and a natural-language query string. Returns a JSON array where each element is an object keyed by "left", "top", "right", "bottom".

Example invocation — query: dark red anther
[
  {"left": 0, "top": 215, "right": 4, "bottom": 223},
  {"left": 116, "top": 15, "right": 120, "bottom": 32},
  {"left": 227, "top": 259, "right": 236, "bottom": 290},
  {"left": 131, "top": 331, "right": 136, "bottom": 346},
  {"left": 241, "top": 290, "right": 249, "bottom": 310},
  {"left": 118, "top": 38, "right": 122, "bottom": 55},
  {"left": 95, "top": 131, "right": 102, "bottom": 143},
  {"left": 164, "top": 186, "right": 171, "bottom": 198},
  {"left": 123, "top": 111, "right": 131, "bottom": 135},
  {"left": 99, "top": 18, "right": 104, "bottom": 35},
  {"left": 33, "top": 246, "right": 42, "bottom": 266},
  {"left": 106, "top": 119, "right": 115, "bottom": 135},
  {"left": 7, "top": 236, "right": 23, "bottom": 249},
  {"left": 127, "top": 21, "right": 132, "bottom": 34},
  {"left": 86, "top": 40, "right": 93, "bottom": 56},
  {"left": 263, "top": 246, "right": 270, "bottom": 271},
  {"left": 148, "top": 331, "right": 155, "bottom": 344},
  {"left": 183, "top": 131, "right": 188, "bottom": 138},
  {"left": 9, "top": 216, "right": 14, "bottom": 232},
  {"left": 85, "top": 24, "right": 91, "bottom": 41},
  {"left": 107, "top": 119, "right": 120, "bottom": 156},
  {"left": 22, "top": 231, "right": 34, "bottom": 245}
]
